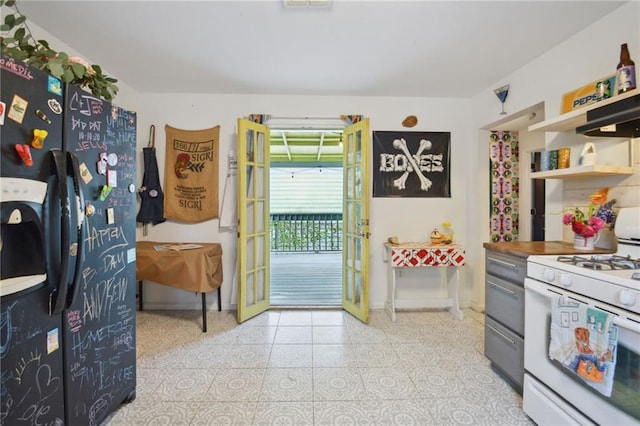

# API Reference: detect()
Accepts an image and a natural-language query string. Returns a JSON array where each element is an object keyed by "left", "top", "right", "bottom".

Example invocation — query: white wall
[
  {"left": 27, "top": 1, "right": 639, "bottom": 314},
  {"left": 471, "top": 1, "right": 640, "bottom": 309},
  {"left": 136, "top": 94, "right": 473, "bottom": 310}
]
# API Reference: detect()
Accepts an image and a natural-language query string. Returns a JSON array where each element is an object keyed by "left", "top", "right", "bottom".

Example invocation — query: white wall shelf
[
  {"left": 531, "top": 164, "right": 634, "bottom": 179},
  {"left": 528, "top": 88, "right": 640, "bottom": 133}
]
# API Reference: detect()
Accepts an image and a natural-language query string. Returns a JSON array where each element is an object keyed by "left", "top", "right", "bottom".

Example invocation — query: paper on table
[{"left": 154, "top": 244, "right": 203, "bottom": 251}]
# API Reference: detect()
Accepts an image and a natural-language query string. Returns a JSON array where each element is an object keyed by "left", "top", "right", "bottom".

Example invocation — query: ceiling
[
  {"left": 13, "top": 1, "right": 625, "bottom": 163},
  {"left": 17, "top": 1, "right": 625, "bottom": 99},
  {"left": 269, "top": 129, "right": 343, "bottom": 164}
]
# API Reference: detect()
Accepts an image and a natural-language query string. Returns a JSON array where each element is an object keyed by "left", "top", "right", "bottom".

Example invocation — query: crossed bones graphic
[{"left": 392, "top": 138, "right": 433, "bottom": 191}]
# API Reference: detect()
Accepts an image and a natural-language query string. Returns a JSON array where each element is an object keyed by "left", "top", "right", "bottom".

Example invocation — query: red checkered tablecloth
[{"left": 385, "top": 242, "right": 466, "bottom": 267}]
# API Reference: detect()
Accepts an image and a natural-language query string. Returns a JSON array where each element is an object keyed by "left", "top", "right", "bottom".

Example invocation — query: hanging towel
[{"left": 549, "top": 294, "right": 618, "bottom": 397}]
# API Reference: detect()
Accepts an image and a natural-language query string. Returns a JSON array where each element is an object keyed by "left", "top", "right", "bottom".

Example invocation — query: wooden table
[
  {"left": 136, "top": 241, "right": 223, "bottom": 332},
  {"left": 383, "top": 242, "right": 466, "bottom": 321}
]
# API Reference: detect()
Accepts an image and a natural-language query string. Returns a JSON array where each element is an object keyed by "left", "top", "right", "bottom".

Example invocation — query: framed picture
[{"left": 372, "top": 131, "right": 451, "bottom": 198}]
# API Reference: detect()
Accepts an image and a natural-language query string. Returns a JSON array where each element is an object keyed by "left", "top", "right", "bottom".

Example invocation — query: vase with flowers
[{"left": 563, "top": 187, "right": 617, "bottom": 250}]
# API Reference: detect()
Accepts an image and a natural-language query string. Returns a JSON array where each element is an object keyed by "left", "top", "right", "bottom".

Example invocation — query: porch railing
[{"left": 270, "top": 213, "right": 342, "bottom": 252}]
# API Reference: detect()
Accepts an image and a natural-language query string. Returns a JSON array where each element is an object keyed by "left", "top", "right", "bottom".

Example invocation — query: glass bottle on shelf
[{"left": 616, "top": 43, "right": 636, "bottom": 93}]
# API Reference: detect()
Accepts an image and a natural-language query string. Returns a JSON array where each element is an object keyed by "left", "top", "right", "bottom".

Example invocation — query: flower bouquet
[{"left": 563, "top": 188, "right": 616, "bottom": 249}]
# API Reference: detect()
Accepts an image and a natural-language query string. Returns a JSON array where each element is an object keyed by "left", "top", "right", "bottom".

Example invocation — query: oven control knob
[
  {"left": 619, "top": 290, "right": 637, "bottom": 307},
  {"left": 543, "top": 269, "right": 555, "bottom": 282},
  {"left": 560, "top": 274, "right": 572, "bottom": 288}
]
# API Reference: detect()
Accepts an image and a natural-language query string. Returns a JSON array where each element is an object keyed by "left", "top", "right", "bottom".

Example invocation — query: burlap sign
[{"left": 164, "top": 124, "right": 219, "bottom": 222}]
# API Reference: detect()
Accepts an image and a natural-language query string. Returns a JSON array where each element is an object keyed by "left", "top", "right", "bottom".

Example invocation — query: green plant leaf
[
  {"left": 71, "top": 62, "right": 85, "bottom": 78},
  {"left": 48, "top": 62, "right": 64, "bottom": 77},
  {"left": 13, "top": 27, "right": 25, "bottom": 40},
  {"left": 61, "top": 67, "right": 74, "bottom": 82},
  {"left": 4, "top": 14, "right": 15, "bottom": 27},
  {"left": 1, "top": 2, "right": 118, "bottom": 102}
]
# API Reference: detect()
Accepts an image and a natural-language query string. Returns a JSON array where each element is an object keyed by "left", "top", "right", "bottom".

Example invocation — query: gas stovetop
[
  {"left": 525, "top": 207, "right": 640, "bottom": 313},
  {"left": 527, "top": 252, "right": 640, "bottom": 315},
  {"left": 556, "top": 255, "right": 640, "bottom": 279}
]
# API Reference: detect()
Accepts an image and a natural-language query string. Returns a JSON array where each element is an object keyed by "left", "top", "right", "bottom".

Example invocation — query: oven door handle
[{"left": 525, "top": 279, "right": 640, "bottom": 334}]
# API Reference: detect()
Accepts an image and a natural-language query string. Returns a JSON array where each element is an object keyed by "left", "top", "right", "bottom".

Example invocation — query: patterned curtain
[
  {"left": 489, "top": 131, "right": 519, "bottom": 242},
  {"left": 340, "top": 115, "right": 363, "bottom": 125},
  {"left": 246, "top": 114, "right": 271, "bottom": 124}
]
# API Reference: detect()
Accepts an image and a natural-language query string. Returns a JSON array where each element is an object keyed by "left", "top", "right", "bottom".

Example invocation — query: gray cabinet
[{"left": 484, "top": 249, "right": 527, "bottom": 392}]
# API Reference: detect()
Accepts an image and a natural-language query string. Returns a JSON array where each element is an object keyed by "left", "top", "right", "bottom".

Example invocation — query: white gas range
[{"left": 523, "top": 207, "right": 640, "bottom": 425}]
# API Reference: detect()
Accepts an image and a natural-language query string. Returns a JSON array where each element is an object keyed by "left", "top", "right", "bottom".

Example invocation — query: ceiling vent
[{"left": 283, "top": 0, "right": 332, "bottom": 7}]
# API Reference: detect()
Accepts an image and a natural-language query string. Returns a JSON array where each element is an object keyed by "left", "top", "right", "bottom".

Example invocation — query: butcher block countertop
[{"left": 483, "top": 241, "right": 615, "bottom": 259}]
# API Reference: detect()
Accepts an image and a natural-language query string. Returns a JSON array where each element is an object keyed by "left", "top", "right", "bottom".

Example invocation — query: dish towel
[{"left": 549, "top": 294, "right": 618, "bottom": 397}]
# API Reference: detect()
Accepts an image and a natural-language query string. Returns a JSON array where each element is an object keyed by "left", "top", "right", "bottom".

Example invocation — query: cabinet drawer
[
  {"left": 485, "top": 251, "right": 527, "bottom": 283},
  {"left": 485, "top": 316, "right": 524, "bottom": 388},
  {"left": 485, "top": 274, "right": 525, "bottom": 336}
]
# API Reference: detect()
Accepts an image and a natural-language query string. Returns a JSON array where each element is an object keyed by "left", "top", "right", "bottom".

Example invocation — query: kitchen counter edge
[{"left": 483, "top": 241, "right": 615, "bottom": 258}]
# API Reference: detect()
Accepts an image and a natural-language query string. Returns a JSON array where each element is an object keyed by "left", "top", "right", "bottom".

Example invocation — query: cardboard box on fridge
[{"left": 560, "top": 74, "right": 616, "bottom": 113}]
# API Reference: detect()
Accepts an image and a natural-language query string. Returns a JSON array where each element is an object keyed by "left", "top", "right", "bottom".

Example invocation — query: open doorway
[
  {"left": 269, "top": 129, "right": 343, "bottom": 306},
  {"left": 485, "top": 103, "right": 545, "bottom": 242}
]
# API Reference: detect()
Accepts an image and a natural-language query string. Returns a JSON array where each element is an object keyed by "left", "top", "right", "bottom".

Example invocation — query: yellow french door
[
  {"left": 237, "top": 118, "right": 270, "bottom": 323},
  {"left": 342, "top": 119, "right": 370, "bottom": 323}
]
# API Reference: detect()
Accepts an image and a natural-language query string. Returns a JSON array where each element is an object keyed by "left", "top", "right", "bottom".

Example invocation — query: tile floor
[{"left": 103, "top": 308, "right": 533, "bottom": 425}]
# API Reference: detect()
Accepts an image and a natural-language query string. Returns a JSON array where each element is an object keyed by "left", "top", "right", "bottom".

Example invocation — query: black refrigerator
[{"left": 1, "top": 54, "right": 137, "bottom": 425}]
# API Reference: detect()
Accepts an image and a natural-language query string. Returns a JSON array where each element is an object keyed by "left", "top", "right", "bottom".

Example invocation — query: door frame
[{"left": 236, "top": 117, "right": 370, "bottom": 323}]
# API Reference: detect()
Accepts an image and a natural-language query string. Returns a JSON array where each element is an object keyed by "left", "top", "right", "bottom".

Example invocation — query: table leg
[
  {"left": 202, "top": 293, "right": 207, "bottom": 333},
  {"left": 217, "top": 287, "right": 221, "bottom": 311},
  {"left": 138, "top": 280, "right": 143, "bottom": 311},
  {"left": 446, "top": 267, "right": 464, "bottom": 320},
  {"left": 384, "top": 261, "right": 397, "bottom": 322}
]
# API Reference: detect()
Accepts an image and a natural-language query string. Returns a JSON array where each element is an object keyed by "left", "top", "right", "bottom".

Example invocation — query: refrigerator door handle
[
  {"left": 48, "top": 149, "right": 71, "bottom": 315},
  {"left": 66, "top": 151, "right": 86, "bottom": 308}
]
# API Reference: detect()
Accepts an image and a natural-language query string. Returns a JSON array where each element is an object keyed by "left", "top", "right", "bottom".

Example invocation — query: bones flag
[{"left": 373, "top": 131, "right": 451, "bottom": 198}]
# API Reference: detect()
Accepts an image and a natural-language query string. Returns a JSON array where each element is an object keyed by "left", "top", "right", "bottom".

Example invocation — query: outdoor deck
[{"left": 270, "top": 252, "right": 342, "bottom": 306}]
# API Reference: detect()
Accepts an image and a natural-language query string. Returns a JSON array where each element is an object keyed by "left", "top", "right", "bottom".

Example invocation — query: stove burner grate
[{"left": 556, "top": 255, "right": 640, "bottom": 271}]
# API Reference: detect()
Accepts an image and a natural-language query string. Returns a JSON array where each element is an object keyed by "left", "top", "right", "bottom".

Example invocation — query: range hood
[{"left": 576, "top": 93, "right": 640, "bottom": 138}]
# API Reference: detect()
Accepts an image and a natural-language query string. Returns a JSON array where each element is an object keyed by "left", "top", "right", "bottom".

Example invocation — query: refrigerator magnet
[
  {"left": 34, "top": 109, "right": 51, "bottom": 124},
  {"left": 31, "top": 129, "right": 48, "bottom": 149},
  {"left": 99, "top": 185, "right": 112, "bottom": 201},
  {"left": 107, "top": 169, "right": 118, "bottom": 187},
  {"left": 47, "top": 328, "right": 59, "bottom": 354},
  {"left": 47, "top": 75, "right": 62, "bottom": 96},
  {"left": 106, "top": 208, "right": 115, "bottom": 224},
  {"left": 14, "top": 144, "right": 33, "bottom": 166},
  {"left": 7, "top": 94, "right": 28, "bottom": 124},
  {"left": 97, "top": 153, "right": 107, "bottom": 175},
  {"left": 0, "top": 101, "right": 5, "bottom": 125},
  {"left": 85, "top": 203, "right": 95, "bottom": 217},
  {"left": 47, "top": 99, "right": 62, "bottom": 114},
  {"left": 107, "top": 152, "right": 118, "bottom": 166},
  {"left": 79, "top": 162, "right": 93, "bottom": 184}
]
